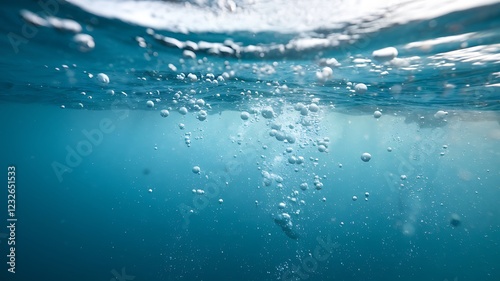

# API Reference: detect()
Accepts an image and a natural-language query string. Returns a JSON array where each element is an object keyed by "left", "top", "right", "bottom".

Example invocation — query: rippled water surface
[{"left": 0, "top": 0, "right": 499, "bottom": 281}]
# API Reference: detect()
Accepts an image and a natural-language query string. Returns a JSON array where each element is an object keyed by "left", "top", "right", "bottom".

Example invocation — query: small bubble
[
  {"left": 96, "top": 73, "right": 110, "bottom": 84},
  {"left": 308, "top": 103, "right": 320, "bottom": 113},
  {"left": 450, "top": 213, "right": 461, "bottom": 227},
  {"left": 73, "top": 33, "right": 95, "bottom": 52},
  {"left": 315, "top": 182, "right": 323, "bottom": 190},
  {"left": 434, "top": 110, "right": 448, "bottom": 119},
  {"left": 179, "top": 107, "right": 188, "bottom": 115},
  {"left": 261, "top": 107, "right": 275, "bottom": 119},
  {"left": 372, "top": 47, "right": 398, "bottom": 61},
  {"left": 355, "top": 83, "right": 367, "bottom": 94},
  {"left": 183, "top": 50, "right": 196, "bottom": 59},
  {"left": 192, "top": 166, "right": 201, "bottom": 174},
  {"left": 296, "top": 156, "right": 304, "bottom": 164},
  {"left": 160, "top": 109, "right": 170, "bottom": 117},
  {"left": 197, "top": 110, "right": 207, "bottom": 121},
  {"left": 240, "top": 111, "right": 250, "bottom": 120},
  {"left": 196, "top": 99, "right": 205, "bottom": 107},
  {"left": 361, "top": 152, "right": 371, "bottom": 162}
]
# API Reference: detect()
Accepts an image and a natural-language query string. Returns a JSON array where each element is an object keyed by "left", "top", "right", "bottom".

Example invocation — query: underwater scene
[{"left": 0, "top": 0, "right": 499, "bottom": 280}]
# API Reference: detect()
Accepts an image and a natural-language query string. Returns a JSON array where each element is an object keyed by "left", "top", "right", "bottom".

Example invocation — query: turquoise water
[{"left": 0, "top": 0, "right": 499, "bottom": 280}]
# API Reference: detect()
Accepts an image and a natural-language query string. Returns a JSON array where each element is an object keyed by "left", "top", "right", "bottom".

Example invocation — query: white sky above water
[{"left": 67, "top": 0, "right": 500, "bottom": 33}]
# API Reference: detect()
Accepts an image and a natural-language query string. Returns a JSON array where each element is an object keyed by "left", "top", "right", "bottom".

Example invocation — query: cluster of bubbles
[
  {"left": 274, "top": 212, "right": 299, "bottom": 240},
  {"left": 269, "top": 124, "right": 296, "bottom": 144},
  {"left": 20, "top": 9, "right": 473, "bottom": 240},
  {"left": 261, "top": 171, "right": 284, "bottom": 188},
  {"left": 94, "top": 34, "right": 463, "bottom": 240},
  {"left": 316, "top": 137, "right": 330, "bottom": 153}
]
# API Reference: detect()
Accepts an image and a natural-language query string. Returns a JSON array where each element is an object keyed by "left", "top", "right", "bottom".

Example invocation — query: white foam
[
  {"left": 404, "top": 33, "right": 475, "bottom": 50},
  {"left": 429, "top": 44, "right": 500, "bottom": 64},
  {"left": 67, "top": 0, "right": 499, "bottom": 33}
]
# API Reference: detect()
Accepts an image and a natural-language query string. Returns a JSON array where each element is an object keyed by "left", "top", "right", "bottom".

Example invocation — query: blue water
[{"left": 1, "top": 0, "right": 499, "bottom": 281}]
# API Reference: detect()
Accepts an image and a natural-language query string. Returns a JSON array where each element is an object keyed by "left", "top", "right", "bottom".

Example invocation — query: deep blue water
[{"left": 0, "top": 0, "right": 499, "bottom": 281}]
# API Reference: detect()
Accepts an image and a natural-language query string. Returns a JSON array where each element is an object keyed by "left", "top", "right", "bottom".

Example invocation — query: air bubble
[
  {"left": 240, "top": 111, "right": 250, "bottom": 120},
  {"left": 355, "top": 83, "right": 367, "bottom": 94},
  {"left": 183, "top": 50, "right": 196, "bottom": 59},
  {"left": 179, "top": 107, "right": 188, "bottom": 115},
  {"left": 315, "top": 182, "right": 323, "bottom": 190},
  {"left": 308, "top": 103, "right": 319, "bottom": 113},
  {"left": 361, "top": 152, "right": 371, "bottom": 162},
  {"left": 197, "top": 110, "right": 207, "bottom": 121},
  {"left": 73, "top": 34, "right": 95, "bottom": 52},
  {"left": 160, "top": 109, "right": 170, "bottom": 117},
  {"left": 261, "top": 107, "right": 275, "bottom": 119},
  {"left": 372, "top": 47, "right": 398, "bottom": 61},
  {"left": 96, "top": 73, "right": 109, "bottom": 84},
  {"left": 187, "top": 73, "right": 198, "bottom": 82},
  {"left": 196, "top": 99, "right": 205, "bottom": 107},
  {"left": 434, "top": 110, "right": 448, "bottom": 119}
]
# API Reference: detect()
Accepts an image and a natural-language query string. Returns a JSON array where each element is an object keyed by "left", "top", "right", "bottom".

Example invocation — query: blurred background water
[{"left": 0, "top": 0, "right": 499, "bottom": 280}]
